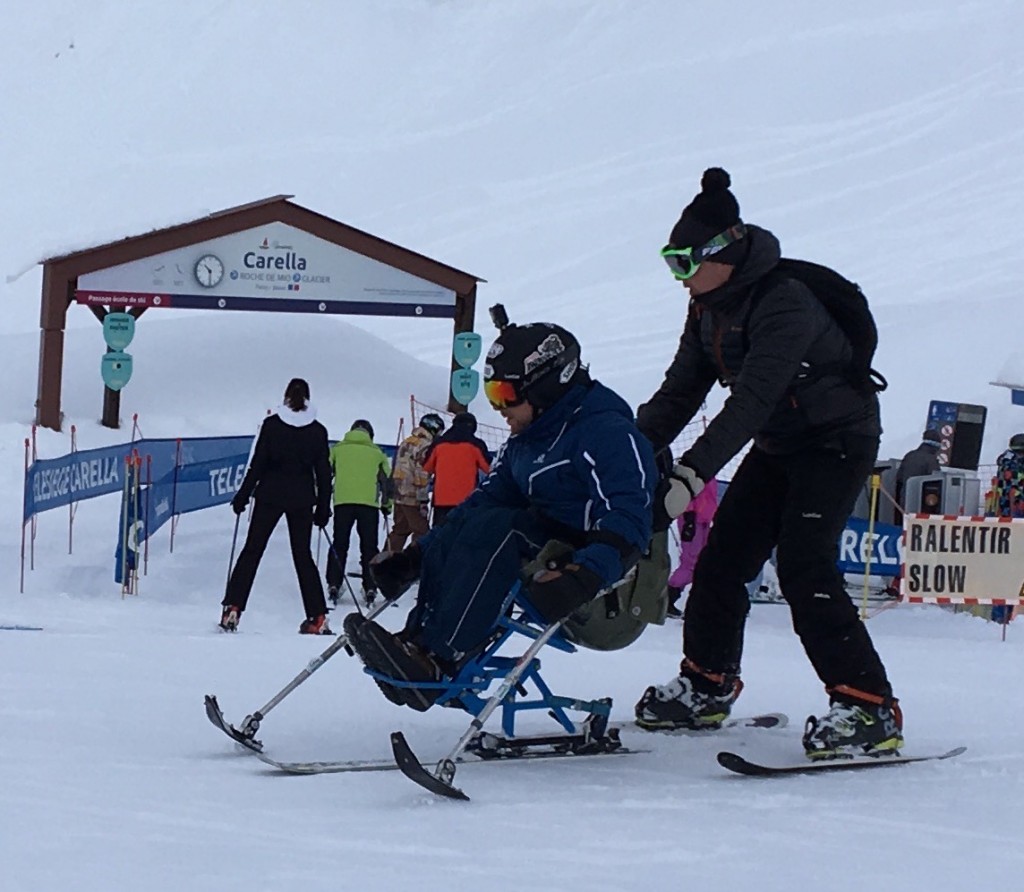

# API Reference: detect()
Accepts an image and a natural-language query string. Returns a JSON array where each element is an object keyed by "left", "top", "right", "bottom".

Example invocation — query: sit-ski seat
[{"left": 360, "top": 578, "right": 620, "bottom": 754}]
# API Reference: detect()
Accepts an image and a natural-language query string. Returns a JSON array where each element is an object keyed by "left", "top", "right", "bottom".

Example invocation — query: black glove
[
  {"left": 369, "top": 545, "right": 422, "bottom": 601},
  {"left": 380, "top": 505, "right": 391, "bottom": 518},
  {"left": 314, "top": 504, "right": 331, "bottom": 529},
  {"left": 652, "top": 476, "right": 673, "bottom": 532},
  {"left": 231, "top": 493, "right": 248, "bottom": 515},
  {"left": 528, "top": 562, "right": 605, "bottom": 624},
  {"left": 654, "top": 447, "right": 675, "bottom": 478}
]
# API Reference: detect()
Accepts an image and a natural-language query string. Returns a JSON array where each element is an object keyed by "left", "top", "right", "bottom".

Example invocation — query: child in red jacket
[{"left": 422, "top": 412, "right": 491, "bottom": 526}]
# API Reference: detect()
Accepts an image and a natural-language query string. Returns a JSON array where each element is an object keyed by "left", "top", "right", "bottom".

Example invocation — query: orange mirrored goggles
[{"left": 483, "top": 378, "right": 525, "bottom": 409}]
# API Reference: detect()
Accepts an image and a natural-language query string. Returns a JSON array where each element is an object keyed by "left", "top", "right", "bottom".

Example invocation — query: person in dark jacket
[
  {"left": 633, "top": 168, "right": 902, "bottom": 760},
  {"left": 343, "top": 321, "right": 656, "bottom": 711},
  {"left": 894, "top": 428, "right": 943, "bottom": 518},
  {"left": 221, "top": 378, "right": 333, "bottom": 635},
  {"left": 881, "top": 428, "right": 943, "bottom": 598},
  {"left": 422, "top": 412, "right": 491, "bottom": 526}
]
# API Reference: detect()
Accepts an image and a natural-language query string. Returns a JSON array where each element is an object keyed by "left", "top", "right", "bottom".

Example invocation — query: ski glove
[
  {"left": 369, "top": 545, "right": 422, "bottom": 602},
  {"left": 653, "top": 462, "right": 704, "bottom": 532},
  {"left": 314, "top": 504, "right": 331, "bottom": 529},
  {"left": 231, "top": 493, "right": 248, "bottom": 515},
  {"left": 418, "top": 501, "right": 430, "bottom": 520},
  {"left": 529, "top": 562, "right": 604, "bottom": 624},
  {"left": 380, "top": 505, "right": 391, "bottom": 518}
]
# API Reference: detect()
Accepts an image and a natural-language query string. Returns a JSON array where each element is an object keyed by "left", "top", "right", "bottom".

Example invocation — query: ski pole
[
  {"left": 224, "top": 593, "right": 397, "bottom": 745},
  {"left": 321, "top": 528, "right": 365, "bottom": 616},
  {"left": 225, "top": 513, "right": 240, "bottom": 597}
]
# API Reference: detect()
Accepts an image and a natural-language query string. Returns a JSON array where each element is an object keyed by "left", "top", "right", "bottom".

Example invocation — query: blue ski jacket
[{"left": 443, "top": 381, "right": 656, "bottom": 586}]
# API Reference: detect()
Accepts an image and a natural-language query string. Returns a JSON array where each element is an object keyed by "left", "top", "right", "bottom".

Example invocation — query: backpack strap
[{"left": 746, "top": 268, "right": 886, "bottom": 393}]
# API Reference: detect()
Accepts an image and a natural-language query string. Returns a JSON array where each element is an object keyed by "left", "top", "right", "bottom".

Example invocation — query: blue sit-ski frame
[{"left": 362, "top": 580, "right": 612, "bottom": 738}]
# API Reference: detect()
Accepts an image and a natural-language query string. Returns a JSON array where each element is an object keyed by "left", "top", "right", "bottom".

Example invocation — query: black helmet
[
  {"left": 419, "top": 413, "right": 445, "bottom": 436},
  {"left": 351, "top": 419, "right": 374, "bottom": 440},
  {"left": 453, "top": 412, "right": 477, "bottom": 434},
  {"left": 483, "top": 322, "right": 584, "bottom": 411},
  {"left": 1010, "top": 433, "right": 1024, "bottom": 452}
]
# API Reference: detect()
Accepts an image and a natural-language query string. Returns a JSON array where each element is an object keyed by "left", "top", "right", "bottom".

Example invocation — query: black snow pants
[
  {"left": 683, "top": 439, "right": 893, "bottom": 699},
  {"left": 223, "top": 499, "right": 327, "bottom": 619},
  {"left": 326, "top": 503, "right": 380, "bottom": 589}
]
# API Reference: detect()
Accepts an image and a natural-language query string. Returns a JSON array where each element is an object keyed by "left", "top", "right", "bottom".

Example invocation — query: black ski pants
[
  {"left": 224, "top": 499, "right": 327, "bottom": 619},
  {"left": 326, "top": 503, "right": 380, "bottom": 589},
  {"left": 683, "top": 440, "right": 893, "bottom": 699}
]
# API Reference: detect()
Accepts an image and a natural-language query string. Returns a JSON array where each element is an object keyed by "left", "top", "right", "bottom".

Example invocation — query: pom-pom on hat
[{"left": 669, "top": 167, "right": 742, "bottom": 251}]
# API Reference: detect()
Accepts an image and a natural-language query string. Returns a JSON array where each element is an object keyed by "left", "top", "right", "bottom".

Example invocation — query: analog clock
[{"left": 194, "top": 254, "right": 224, "bottom": 288}]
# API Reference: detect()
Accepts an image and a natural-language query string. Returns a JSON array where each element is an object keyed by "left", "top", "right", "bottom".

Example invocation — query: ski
[
  {"left": 717, "top": 745, "right": 966, "bottom": 777},
  {"left": 625, "top": 712, "right": 788, "bottom": 735},
  {"left": 252, "top": 740, "right": 646, "bottom": 776},
  {"left": 253, "top": 749, "right": 399, "bottom": 774},
  {"left": 0, "top": 625, "right": 44, "bottom": 632}
]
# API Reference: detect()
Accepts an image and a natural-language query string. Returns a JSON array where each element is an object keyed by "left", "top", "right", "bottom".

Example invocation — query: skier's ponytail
[{"left": 283, "top": 378, "right": 310, "bottom": 412}]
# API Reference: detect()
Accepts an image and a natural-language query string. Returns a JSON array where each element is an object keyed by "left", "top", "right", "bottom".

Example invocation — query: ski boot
[
  {"left": 299, "top": 614, "right": 334, "bottom": 635},
  {"left": 803, "top": 686, "right": 903, "bottom": 759},
  {"left": 343, "top": 613, "right": 443, "bottom": 712},
  {"left": 635, "top": 658, "right": 743, "bottom": 731},
  {"left": 219, "top": 605, "right": 240, "bottom": 632},
  {"left": 327, "top": 585, "right": 340, "bottom": 606},
  {"left": 362, "top": 585, "right": 378, "bottom": 608}
]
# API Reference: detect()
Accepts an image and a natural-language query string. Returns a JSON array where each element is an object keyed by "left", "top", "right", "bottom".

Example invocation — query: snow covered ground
[{"left": 3, "top": 2, "right": 1024, "bottom": 891}]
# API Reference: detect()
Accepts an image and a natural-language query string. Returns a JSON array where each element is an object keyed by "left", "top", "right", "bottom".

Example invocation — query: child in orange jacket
[{"left": 422, "top": 412, "right": 491, "bottom": 526}]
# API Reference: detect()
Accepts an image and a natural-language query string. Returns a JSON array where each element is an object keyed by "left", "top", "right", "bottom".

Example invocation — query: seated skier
[{"left": 344, "top": 316, "right": 657, "bottom": 711}]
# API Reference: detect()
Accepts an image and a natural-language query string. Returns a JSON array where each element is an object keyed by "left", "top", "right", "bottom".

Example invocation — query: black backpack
[{"left": 756, "top": 258, "right": 887, "bottom": 393}]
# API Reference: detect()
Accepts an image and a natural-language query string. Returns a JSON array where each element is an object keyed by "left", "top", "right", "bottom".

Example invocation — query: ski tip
[
  {"left": 717, "top": 751, "right": 773, "bottom": 776},
  {"left": 941, "top": 745, "right": 968, "bottom": 759},
  {"left": 390, "top": 732, "right": 470, "bottom": 801}
]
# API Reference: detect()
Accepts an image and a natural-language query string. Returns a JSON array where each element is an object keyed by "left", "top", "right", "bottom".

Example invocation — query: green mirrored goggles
[{"left": 660, "top": 224, "right": 747, "bottom": 280}]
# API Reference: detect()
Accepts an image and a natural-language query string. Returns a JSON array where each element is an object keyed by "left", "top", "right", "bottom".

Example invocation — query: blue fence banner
[
  {"left": 107, "top": 436, "right": 396, "bottom": 583},
  {"left": 21, "top": 432, "right": 399, "bottom": 584},
  {"left": 26, "top": 443, "right": 137, "bottom": 522},
  {"left": 837, "top": 517, "right": 903, "bottom": 574},
  {"left": 113, "top": 437, "right": 253, "bottom": 583}
]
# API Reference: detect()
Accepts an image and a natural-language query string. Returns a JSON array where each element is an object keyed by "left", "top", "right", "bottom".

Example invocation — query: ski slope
[{"left": 2, "top": 3, "right": 1024, "bottom": 890}]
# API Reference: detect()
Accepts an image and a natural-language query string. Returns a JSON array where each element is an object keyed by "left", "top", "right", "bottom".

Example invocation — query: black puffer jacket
[
  {"left": 637, "top": 225, "right": 880, "bottom": 481},
  {"left": 237, "top": 407, "right": 331, "bottom": 513}
]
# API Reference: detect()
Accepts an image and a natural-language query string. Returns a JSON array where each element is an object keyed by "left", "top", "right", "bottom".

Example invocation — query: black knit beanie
[{"left": 669, "top": 167, "right": 742, "bottom": 252}]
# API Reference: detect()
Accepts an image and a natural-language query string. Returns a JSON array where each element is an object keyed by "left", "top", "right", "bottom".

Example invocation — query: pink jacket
[{"left": 668, "top": 478, "right": 719, "bottom": 590}]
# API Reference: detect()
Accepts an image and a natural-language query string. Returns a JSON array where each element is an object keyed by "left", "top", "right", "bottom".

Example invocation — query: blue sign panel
[
  {"left": 453, "top": 332, "right": 482, "bottom": 369},
  {"left": 101, "top": 352, "right": 133, "bottom": 390},
  {"left": 451, "top": 368, "right": 480, "bottom": 405},
  {"left": 103, "top": 313, "right": 136, "bottom": 350}
]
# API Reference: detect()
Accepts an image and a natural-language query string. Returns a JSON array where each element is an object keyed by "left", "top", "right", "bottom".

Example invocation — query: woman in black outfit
[{"left": 220, "top": 378, "right": 333, "bottom": 634}]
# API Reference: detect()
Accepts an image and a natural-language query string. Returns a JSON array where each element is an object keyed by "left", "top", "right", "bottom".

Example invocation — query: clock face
[{"left": 194, "top": 254, "right": 224, "bottom": 288}]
